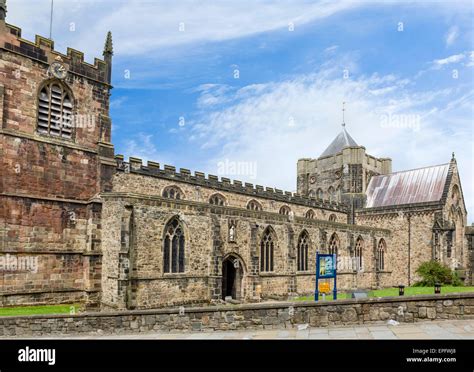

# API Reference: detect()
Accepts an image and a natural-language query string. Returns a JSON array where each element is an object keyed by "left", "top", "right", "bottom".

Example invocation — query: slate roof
[
  {"left": 319, "top": 126, "right": 358, "bottom": 158},
  {"left": 365, "top": 163, "right": 450, "bottom": 208}
]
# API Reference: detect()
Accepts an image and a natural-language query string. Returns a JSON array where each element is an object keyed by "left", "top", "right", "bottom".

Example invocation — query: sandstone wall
[
  {"left": 101, "top": 190, "right": 390, "bottom": 310},
  {"left": 0, "top": 21, "right": 113, "bottom": 307}
]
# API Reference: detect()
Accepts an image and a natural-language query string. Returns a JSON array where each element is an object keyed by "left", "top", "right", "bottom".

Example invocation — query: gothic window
[
  {"left": 209, "top": 193, "right": 226, "bottom": 206},
  {"left": 309, "top": 190, "right": 316, "bottom": 198},
  {"left": 162, "top": 186, "right": 183, "bottom": 200},
  {"left": 433, "top": 232, "right": 440, "bottom": 260},
  {"left": 328, "top": 186, "right": 336, "bottom": 202},
  {"left": 305, "top": 209, "right": 315, "bottom": 219},
  {"left": 279, "top": 206, "right": 291, "bottom": 215},
  {"left": 297, "top": 230, "right": 309, "bottom": 271},
  {"left": 260, "top": 227, "right": 275, "bottom": 272},
  {"left": 377, "top": 238, "right": 386, "bottom": 271},
  {"left": 316, "top": 188, "right": 323, "bottom": 200},
  {"left": 447, "top": 230, "right": 453, "bottom": 258},
  {"left": 329, "top": 214, "right": 337, "bottom": 222},
  {"left": 37, "top": 81, "right": 73, "bottom": 139},
  {"left": 354, "top": 236, "right": 363, "bottom": 271},
  {"left": 163, "top": 217, "right": 185, "bottom": 273},
  {"left": 247, "top": 199, "right": 263, "bottom": 211},
  {"left": 328, "top": 233, "right": 339, "bottom": 255}
]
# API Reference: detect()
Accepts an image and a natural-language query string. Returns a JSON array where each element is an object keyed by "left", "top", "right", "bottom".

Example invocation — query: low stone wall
[{"left": 0, "top": 293, "right": 473, "bottom": 337}]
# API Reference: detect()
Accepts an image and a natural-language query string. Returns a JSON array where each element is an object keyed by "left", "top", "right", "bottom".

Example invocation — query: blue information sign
[{"left": 315, "top": 253, "right": 337, "bottom": 301}]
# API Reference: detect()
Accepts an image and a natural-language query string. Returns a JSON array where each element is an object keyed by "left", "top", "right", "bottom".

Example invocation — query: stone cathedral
[{"left": 0, "top": 3, "right": 472, "bottom": 310}]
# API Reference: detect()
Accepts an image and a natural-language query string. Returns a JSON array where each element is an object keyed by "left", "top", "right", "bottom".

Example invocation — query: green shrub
[{"left": 414, "top": 261, "right": 463, "bottom": 287}]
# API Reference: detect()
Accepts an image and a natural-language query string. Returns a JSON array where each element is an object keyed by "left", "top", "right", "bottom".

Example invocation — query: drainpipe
[{"left": 407, "top": 213, "right": 411, "bottom": 286}]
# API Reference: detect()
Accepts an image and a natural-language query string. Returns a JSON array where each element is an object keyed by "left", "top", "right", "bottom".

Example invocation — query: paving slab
[{"left": 371, "top": 330, "right": 397, "bottom": 339}]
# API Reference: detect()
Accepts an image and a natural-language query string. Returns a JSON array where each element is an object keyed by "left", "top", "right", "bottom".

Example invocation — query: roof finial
[
  {"left": 0, "top": 0, "right": 7, "bottom": 21},
  {"left": 104, "top": 31, "right": 113, "bottom": 56},
  {"left": 452, "top": 152, "right": 455, "bottom": 160},
  {"left": 342, "top": 101, "right": 346, "bottom": 128}
]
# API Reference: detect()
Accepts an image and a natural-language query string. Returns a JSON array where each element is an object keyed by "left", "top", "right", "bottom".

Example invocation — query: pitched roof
[
  {"left": 319, "top": 126, "right": 358, "bottom": 158},
  {"left": 365, "top": 163, "right": 450, "bottom": 208}
]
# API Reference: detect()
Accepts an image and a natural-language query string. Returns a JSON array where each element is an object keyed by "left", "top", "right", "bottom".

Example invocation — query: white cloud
[
  {"left": 7, "top": 0, "right": 360, "bottom": 60},
  {"left": 445, "top": 26, "right": 459, "bottom": 47},
  {"left": 432, "top": 53, "right": 465, "bottom": 68},
  {"left": 324, "top": 45, "right": 339, "bottom": 53},
  {"left": 124, "top": 133, "right": 170, "bottom": 165},
  {"left": 465, "top": 51, "right": 474, "bottom": 67},
  {"left": 194, "top": 84, "right": 234, "bottom": 109}
]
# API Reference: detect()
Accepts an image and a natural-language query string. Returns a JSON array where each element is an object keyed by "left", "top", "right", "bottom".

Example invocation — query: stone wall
[
  {"left": 0, "top": 19, "right": 114, "bottom": 307},
  {"left": 101, "top": 190, "right": 390, "bottom": 310},
  {"left": 0, "top": 292, "right": 472, "bottom": 337},
  {"left": 356, "top": 207, "right": 437, "bottom": 286},
  {"left": 112, "top": 167, "right": 348, "bottom": 222}
]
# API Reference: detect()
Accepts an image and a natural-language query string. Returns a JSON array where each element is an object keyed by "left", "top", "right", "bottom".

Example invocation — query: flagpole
[{"left": 49, "top": 0, "right": 54, "bottom": 39}]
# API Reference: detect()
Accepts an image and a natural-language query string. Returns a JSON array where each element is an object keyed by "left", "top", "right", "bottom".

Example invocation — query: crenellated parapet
[
  {"left": 0, "top": 22, "right": 109, "bottom": 85},
  {"left": 114, "top": 155, "right": 349, "bottom": 213}
]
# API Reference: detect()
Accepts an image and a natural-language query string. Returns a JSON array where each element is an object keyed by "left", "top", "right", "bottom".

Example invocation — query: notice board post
[{"left": 315, "top": 253, "right": 337, "bottom": 301}]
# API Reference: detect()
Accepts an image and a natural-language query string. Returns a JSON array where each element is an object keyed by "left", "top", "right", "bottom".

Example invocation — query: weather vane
[{"left": 342, "top": 101, "right": 346, "bottom": 127}]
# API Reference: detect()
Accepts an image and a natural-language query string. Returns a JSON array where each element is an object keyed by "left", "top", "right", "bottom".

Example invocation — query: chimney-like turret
[
  {"left": 103, "top": 31, "right": 113, "bottom": 85},
  {"left": 0, "top": 0, "right": 7, "bottom": 21}
]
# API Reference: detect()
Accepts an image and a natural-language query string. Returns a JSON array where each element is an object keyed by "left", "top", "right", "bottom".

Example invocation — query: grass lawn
[
  {"left": 0, "top": 304, "right": 81, "bottom": 317},
  {"left": 372, "top": 286, "right": 474, "bottom": 297},
  {"left": 295, "top": 286, "right": 474, "bottom": 302}
]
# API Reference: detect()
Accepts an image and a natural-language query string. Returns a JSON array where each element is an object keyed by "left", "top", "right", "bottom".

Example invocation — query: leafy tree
[{"left": 414, "top": 261, "right": 463, "bottom": 287}]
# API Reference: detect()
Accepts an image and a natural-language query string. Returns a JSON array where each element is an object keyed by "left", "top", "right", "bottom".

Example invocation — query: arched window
[
  {"left": 446, "top": 230, "right": 453, "bottom": 258},
  {"left": 260, "top": 227, "right": 275, "bottom": 272},
  {"left": 328, "top": 233, "right": 339, "bottom": 255},
  {"left": 209, "top": 193, "right": 226, "bottom": 206},
  {"left": 163, "top": 217, "right": 185, "bottom": 273},
  {"left": 377, "top": 238, "right": 386, "bottom": 271},
  {"left": 309, "top": 190, "right": 316, "bottom": 198},
  {"left": 37, "top": 81, "right": 73, "bottom": 138},
  {"left": 279, "top": 205, "right": 291, "bottom": 215},
  {"left": 329, "top": 214, "right": 337, "bottom": 222},
  {"left": 316, "top": 188, "right": 323, "bottom": 200},
  {"left": 247, "top": 199, "right": 263, "bottom": 211},
  {"left": 354, "top": 236, "right": 363, "bottom": 271},
  {"left": 297, "top": 230, "right": 309, "bottom": 271},
  {"left": 328, "top": 186, "right": 336, "bottom": 202},
  {"left": 305, "top": 209, "right": 315, "bottom": 219},
  {"left": 162, "top": 186, "right": 183, "bottom": 200}
]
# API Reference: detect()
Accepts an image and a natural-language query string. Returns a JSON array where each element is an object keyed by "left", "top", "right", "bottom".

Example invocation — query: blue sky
[{"left": 9, "top": 0, "right": 474, "bottom": 221}]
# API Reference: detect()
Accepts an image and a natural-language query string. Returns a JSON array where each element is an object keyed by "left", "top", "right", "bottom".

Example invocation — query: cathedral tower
[
  {"left": 0, "top": 2, "right": 115, "bottom": 307},
  {"left": 297, "top": 123, "right": 392, "bottom": 220}
]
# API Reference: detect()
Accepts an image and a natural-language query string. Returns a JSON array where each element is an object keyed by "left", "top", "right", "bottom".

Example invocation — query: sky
[{"left": 8, "top": 0, "right": 474, "bottom": 222}]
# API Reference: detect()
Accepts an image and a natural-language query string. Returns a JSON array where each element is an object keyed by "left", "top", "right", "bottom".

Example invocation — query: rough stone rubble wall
[{"left": 0, "top": 293, "right": 472, "bottom": 336}]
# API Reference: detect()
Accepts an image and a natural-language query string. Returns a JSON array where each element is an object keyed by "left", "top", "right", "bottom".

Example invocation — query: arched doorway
[{"left": 222, "top": 255, "right": 244, "bottom": 300}]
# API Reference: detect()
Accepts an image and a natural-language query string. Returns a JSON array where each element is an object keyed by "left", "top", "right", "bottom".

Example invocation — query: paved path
[{"left": 35, "top": 319, "right": 474, "bottom": 340}]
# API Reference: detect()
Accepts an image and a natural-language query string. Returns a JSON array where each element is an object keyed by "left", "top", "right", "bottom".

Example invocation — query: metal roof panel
[{"left": 365, "top": 163, "right": 449, "bottom": 208}]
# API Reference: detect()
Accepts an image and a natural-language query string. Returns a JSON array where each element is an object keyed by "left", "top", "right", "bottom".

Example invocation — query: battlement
[
  {"left": 115, "top": 155, "right": 349, "bottom": 213},
  {"left": 0, "top": 22, "right": 109, "bottom": 84}
]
